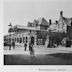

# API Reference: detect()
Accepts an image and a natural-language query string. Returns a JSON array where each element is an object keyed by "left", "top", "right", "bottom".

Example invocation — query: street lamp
[
  {"left": 36, "top": 22, "right": 38, "bottom": 45},
  {"left": 8, "top": 22, "right": 12, "bottom": 50}
]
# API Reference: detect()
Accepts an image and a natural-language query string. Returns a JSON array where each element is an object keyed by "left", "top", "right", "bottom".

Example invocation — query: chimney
[
  {"left": 56, "top": 20, "right": 58, "bottom": 24},
  {"left": 49, "top": 19, "right": 51, "bottom": 25},
  {"left": 60, "top": 11, "right": 63, "bottom": 17}
]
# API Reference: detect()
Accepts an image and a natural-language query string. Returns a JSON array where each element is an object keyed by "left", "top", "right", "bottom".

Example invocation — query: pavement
[
  {"left": 4, "top": 45, "right": 72, "bottom": 65},
  {"left": 4, "top": 45, "right": 72, "bottom": 55}
]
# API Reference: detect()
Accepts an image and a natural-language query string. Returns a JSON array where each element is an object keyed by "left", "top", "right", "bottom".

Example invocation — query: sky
[{"left": 4, "top": 0, "right": 72, "bottom": 35}]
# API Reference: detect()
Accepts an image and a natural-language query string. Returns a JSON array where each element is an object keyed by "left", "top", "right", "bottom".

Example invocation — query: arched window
[
  {"left": 31, "top": 36, "right": 34, "bottom": 44},
  {"left": 17, "top": 37, "right": 19, "bottom": 43},
  {"left": 23, "top": 37, "right": 25, "bottom": 43},
  {"left": 20, "top": 37, "right": 22, "bottom": 43},
  {"left": 26, "top": 37, "right": 27, "bottom": 43}
]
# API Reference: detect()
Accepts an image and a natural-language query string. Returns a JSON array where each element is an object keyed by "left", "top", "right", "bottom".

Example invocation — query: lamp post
[
  {"left": 8, "top": 22, "right": 12, "bottom": 50},
  {"left": 36, "top": 22, "right": 38, "bottom": 45}
]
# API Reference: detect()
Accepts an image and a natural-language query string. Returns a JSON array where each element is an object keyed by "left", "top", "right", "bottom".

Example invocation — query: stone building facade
[
  {"left": 5, "top": 17, "right": 49, "bottom": 46},
  {"left": 4, "top": 11, "right": 72, "bottom": 47},
  {"left": 47, "top": 11, "right": 72, "bottom": 47}
]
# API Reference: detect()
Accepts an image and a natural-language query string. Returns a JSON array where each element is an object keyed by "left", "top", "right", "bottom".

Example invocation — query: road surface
[{"left": 4, "top": 45, "right": 72, "bottom": 65}]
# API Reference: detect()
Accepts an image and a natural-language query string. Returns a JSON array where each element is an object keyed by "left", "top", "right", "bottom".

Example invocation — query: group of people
[
  {"left": 9, "top": 41, "right": 15, "bottom": 50},
  {"left": 24, "top": 42, "right": 35, "bottom": 57},
  {"left": 8, "top": 40, "right": 35, "bottom": 57}
]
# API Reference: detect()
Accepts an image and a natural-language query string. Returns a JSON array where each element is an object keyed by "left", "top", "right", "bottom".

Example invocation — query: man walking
[{"left": 24, "top": 43, "right": 27, "bottom": 51}]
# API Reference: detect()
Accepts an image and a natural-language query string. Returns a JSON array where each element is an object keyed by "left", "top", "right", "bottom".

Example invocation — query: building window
[
  {"left": 15, "top": 38, "right": 16, "bottom": 42},
  {"left": 26, "top": 37, "right": 27, "bottom": 43},
  {"left": 31, "top": 36, "right": 34, "bottom": 44},
  {"left": 23, "top": 37, "right": 25, "bottom": 43},
  {"left": 20, "top": 37, "right": 22, "bottom": 43},
  {"left": 17, "top": 38, "right": 19, "bottom": 43}
]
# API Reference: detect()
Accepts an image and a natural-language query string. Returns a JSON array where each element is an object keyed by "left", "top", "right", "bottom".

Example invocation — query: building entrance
[{"left": 31, "top": 36, "right": 34, "bottom": 44}]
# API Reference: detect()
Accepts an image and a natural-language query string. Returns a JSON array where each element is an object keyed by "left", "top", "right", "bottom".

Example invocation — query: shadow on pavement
[
  {"left": 4, "top": 53, "right": 72, "bottom": 65},
  {"left": 46, "top": 53, "right": 72, "bottom": 60}
]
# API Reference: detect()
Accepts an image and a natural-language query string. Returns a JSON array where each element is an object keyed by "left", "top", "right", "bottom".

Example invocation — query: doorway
[{"left": 31, "top": 36, "right": 34, "bottom": 44}]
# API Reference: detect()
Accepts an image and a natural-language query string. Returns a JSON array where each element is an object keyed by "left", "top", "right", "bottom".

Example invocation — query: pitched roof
[
  {"left": 62, "top": 17, "right": 72, "bottom": 26},
  {"left": 34, "top": 17, "right": 49, "bottom": 25}
]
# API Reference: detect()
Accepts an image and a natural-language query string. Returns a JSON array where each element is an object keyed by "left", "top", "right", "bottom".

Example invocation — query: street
[{"left": 4, "top": 45, "right": 72, "bottom": 65}]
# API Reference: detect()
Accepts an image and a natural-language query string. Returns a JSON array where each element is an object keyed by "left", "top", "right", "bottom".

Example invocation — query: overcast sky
[{"left": 4, "top": 0, "right": 72, "bottom": 35}]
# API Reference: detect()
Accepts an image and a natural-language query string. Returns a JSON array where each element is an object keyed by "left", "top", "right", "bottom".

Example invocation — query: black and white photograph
[
  {"left": 3, "top": 0, "right": 72, "bottom": 65},
  {"left": 2, "top": 0, "right": 72, "bottom": 71}
]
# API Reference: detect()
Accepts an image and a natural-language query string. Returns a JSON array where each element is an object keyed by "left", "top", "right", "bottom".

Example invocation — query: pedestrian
[
  {"left": 29, "top": 43, "right": 34, "bottom": 57},
  {"left": 9, "top": 43, "right": 11, "bottom": 50},
  {"left": 24, "top": 43, "right": 27, "bottom": 51},
  {"left": 9, "top": 38, "right": 11, "bottom": 50},
  {"left": 12, "top": 41, "right": 15, "bottom": 49}
]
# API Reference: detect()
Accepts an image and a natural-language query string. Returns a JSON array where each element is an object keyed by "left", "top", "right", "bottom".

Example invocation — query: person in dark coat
[
  {"left": 24, "top": 43, "right": 27, "bottom": 51},
  {"left": 29, "top": 43, "right": 34, "bottom": 57},
  {"left": 12, "top": 41, "right": 15, "bottom": 49},
  {"left": 66, "top": 40, "right": 71, "bottom": 47},
  {"left": 9, "top": 38, "right": 11, "bottom": 50}
]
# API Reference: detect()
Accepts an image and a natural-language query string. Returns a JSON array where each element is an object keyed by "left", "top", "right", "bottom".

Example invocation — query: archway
[{"left": 31, "top": 36, "right": 34, "bottom": 44}]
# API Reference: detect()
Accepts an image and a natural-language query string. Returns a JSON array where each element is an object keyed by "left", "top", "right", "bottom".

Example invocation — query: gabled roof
[
  {"left": 34, "top": 17, "right": 49, "bottom": 25},
  {"left": 62, "top": 17, "right": 72, "bottom": 26}
]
